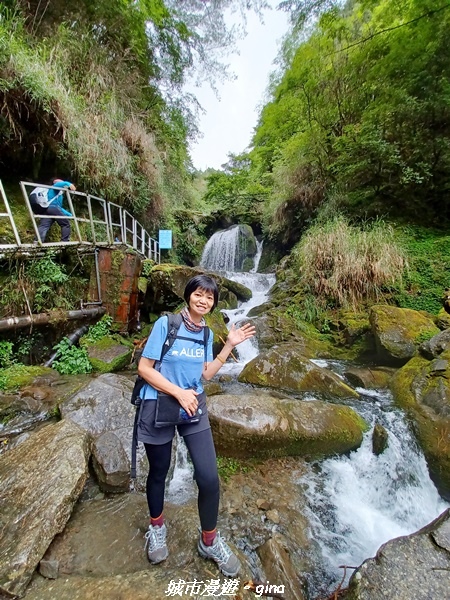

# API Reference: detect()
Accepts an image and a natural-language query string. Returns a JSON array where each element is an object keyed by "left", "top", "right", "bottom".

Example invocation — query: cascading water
[
  {"left": 298, "top": 374, "right": 450, "bottom": 597},
  {"left": 201, "top": 229, "right": 275, "bottom": 371}
]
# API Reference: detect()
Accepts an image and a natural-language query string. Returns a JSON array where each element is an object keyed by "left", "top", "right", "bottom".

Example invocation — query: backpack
[
  {"left": 29, "top": 187, "right": 53, "bottom": 208},
  {"left": 130, "top": 313, "right": 210, "bottom": 480}
]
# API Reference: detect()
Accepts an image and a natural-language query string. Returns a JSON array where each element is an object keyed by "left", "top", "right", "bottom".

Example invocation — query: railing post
[
  {"left": 19, "top": 181, "right": 43, "bottom": 245},
  {"left": 65, "top": 189, "right": 82, "bottom": 243}
]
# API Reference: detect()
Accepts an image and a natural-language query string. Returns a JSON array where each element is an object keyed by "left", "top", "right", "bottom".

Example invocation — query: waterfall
[{"left": 200, "top": 225, "right": 241, "bottom": 271}]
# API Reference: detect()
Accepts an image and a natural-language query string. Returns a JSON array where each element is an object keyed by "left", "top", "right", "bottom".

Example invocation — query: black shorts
[{"left": 137, "top": 391, "right": 210, "bottom": 445}]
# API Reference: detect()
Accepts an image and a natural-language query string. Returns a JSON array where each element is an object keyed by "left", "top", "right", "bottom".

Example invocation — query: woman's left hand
[{"left": 227, "top": 322, "right": 256, "bottom": 347}]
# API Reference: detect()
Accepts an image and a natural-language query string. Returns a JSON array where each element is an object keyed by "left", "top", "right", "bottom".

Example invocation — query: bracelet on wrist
[{"left": 216, "top": 354, "right": 226, "bottom": 364}]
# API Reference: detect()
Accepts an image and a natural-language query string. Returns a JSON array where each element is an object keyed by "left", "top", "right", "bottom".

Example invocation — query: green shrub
[
  {"left": 52, "top": 338, "right": 92, "bottom": 375},
  {"left": 391, "top": 226, "right": 450, "bottom": 314},
  {"left": 0, "top": 340, "right": 14, "bottom": 368},
  {"left": 81, "top": 314, "right": 113, "bottom": 346}
]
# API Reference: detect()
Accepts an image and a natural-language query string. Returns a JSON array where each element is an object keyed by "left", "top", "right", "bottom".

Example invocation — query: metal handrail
[
  {"left": 0, "top": 180, "right": 22, "bottom": 247},
  {"left": 0, "top": 181, "right": 159, "bottom": 261}
]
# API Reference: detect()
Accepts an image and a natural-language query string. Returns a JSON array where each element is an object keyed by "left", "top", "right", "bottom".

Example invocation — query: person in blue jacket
[
  {"left": 137, "top": 274, "right": 255, "bottom": 577},
  {"left": 29, "top": 178, "right": 75, "bottom": 242}
]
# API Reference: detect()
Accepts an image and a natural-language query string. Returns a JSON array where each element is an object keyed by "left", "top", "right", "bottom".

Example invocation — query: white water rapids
[{"left": 167, "top": 227, "right": 449, "bottom": 598}]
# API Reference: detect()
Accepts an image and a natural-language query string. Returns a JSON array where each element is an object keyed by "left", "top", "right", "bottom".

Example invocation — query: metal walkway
[{"left": 0, "top": 179, "right": 160, "bottom": 261}]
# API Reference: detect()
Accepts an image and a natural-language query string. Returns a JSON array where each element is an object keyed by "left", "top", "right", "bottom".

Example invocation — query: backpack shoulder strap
[
  {"left": 160, "top": 313, "right": 183, "bottom": 361},
  {"left": 204, "top": 324, "right": 209, "bottom": 355}
]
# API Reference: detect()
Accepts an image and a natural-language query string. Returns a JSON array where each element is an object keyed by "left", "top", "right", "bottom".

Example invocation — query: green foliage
[
  {"left": 0, "top": 340, "right": 14, "bottom": 368},
  {"left": 81, "top": 315, "right": 113, "bottom": 345},
  {"left": 15, "top": 332, "right": 50, "bottom": 364},
  {"left": 250, "top": 0, "right": 450, "bottom": 247},
  {"left": 141, "top": 260, "right": 155, "bottom": 277},
  {"left": 390, "top": 226, "right": 450, "bottom": 313},
  {"left": 203, "top": 153, "right": 269, "bottom": 219},
  {"left": 0, "top": 1, "right": 267, "bottom": 230},
  {"left": 216, "top": 456, "right": 250, "bottom": 482},
  {"left": 0, "top": 251, "right": 90, "bottom": 318},
  {"left": 52, "top": 338, "right": 92, "bottom": 375},
  {"left": 27, "top": 252, "right": 69, "bottom": 312}
]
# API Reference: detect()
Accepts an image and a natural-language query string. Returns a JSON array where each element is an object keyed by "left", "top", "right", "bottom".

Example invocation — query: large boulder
[
  {"left": 0, "top": 419, "right": 90, "bottom": 598},
  {"left": 59, "top": 373, "right": 141, "bottom": 490},
  {"left": 369, "top": 305, "right": 439, "bottom": 364},
  {"left": 238, "top": 344, "right": 359, "bottom": 398},
  {"left": 344, "top": 509, "right": 450, "bottom": 600},
  {"left": 221, "top": 275, "right": 253, "bottom": 302},
  {"left": 419, "top": 328, "right": 450, "bottom": 360},
  {"left": 252, "top": 311, "right": 333, "bottom": 356},
  {"left": 208, "top": 391, "right": 367, "bottom": 458},
  {"left": 391, "top": 351, "right": 450, "bottom": 498},
  {"left": 91, "top": 431, "right": 130, "bottom": 492}
]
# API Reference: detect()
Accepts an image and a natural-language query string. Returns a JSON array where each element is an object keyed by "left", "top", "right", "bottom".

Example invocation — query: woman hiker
[{"left": 137, "top": 274, "right": 255, "bottom": 577}]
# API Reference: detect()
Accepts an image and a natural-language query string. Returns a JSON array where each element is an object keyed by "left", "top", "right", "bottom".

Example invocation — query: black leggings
[{"left": 144, "top": 428, "right": 220, "bottom": 531}]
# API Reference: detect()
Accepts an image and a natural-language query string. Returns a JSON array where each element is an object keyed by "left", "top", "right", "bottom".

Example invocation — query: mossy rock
[
  {"left": 238, "top": 343, "right": 359, "bottom": 399},
  {"left": 337, "top": 311, "right": 372, "bottom": 346},
  {"left": 86, "top": 336, "right": 133, "bottom": 373},
  {"left": 0, "top": 365, "right": 54, "bottom": 393},
  {"left": 208, "top": 392, "right": 368, "bottom": 459},
  {"left": 221, "top": 276, "right": 252, "bottom": 302},
  {"left": 369, "top": 305, "right": 439, "bottom": 365},
  {"left": 218, "top": 288, "right": 238, "bottom": 309},
  {"left": 254, "top": 308, "right": 333, "bottom": 357},
  {"left": 205, "top": 311, "right": 230, "bottom": 356},
  {"left": 391, "top": 353, "right": 450, "bottom": 498},
  {"left": 344, "top": 366, "right": 396, "bottom": 390},
  {"left": 435, "top": 308, "right": 450, "bottom": 330}
]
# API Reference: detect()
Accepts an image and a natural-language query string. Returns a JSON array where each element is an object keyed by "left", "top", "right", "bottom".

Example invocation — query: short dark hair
[{"left": 184, "top": 275, "right": 219, "bottom": 310}]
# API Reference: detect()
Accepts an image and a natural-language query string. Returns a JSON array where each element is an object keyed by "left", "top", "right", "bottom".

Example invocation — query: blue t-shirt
[
  {"left": 141, "top": 316, "right": 213, "bottom": 400},
  {"left": 48, "top": 181, "right": 72, "bottom": 216}
]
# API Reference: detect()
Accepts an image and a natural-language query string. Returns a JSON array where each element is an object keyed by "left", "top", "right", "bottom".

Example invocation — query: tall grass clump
[{"left": 294, "top": 216, "right": 407, "bottom": 309}]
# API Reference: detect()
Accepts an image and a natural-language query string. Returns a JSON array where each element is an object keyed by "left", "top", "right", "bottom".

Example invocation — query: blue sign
[{"left": 159, "top": 230, "right": 172, "bottom": 249}]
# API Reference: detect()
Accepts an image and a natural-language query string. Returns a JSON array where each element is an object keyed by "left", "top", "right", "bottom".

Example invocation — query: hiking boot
[
  {"left": 198, "top": 531, "right": 241, "bottom": 577},
  {"left": 144, "top": 523, "right": 168, "bottom": 564}
]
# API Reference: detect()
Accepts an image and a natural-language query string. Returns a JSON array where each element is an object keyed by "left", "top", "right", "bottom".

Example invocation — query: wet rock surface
[
  {"left": 0, "top": 420, "right": 90, "bottom": 598},
  {"left": 344, "top": 509, "right": 450, "bottom": 600},
  {"left": 0, "top": 373, "right": 91, "bottom": 452},
  {"left": 60, "top": 373, "right": 148, "bottom": 488},
  {"left": 391, "top": 352, "right": 450, "bottom": 498},
  {"left": 25, "top": 457, "right": 309, "bottom": 600},
  {"left": 344, "top": 366, "right": 395, "bottom": 389}
]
